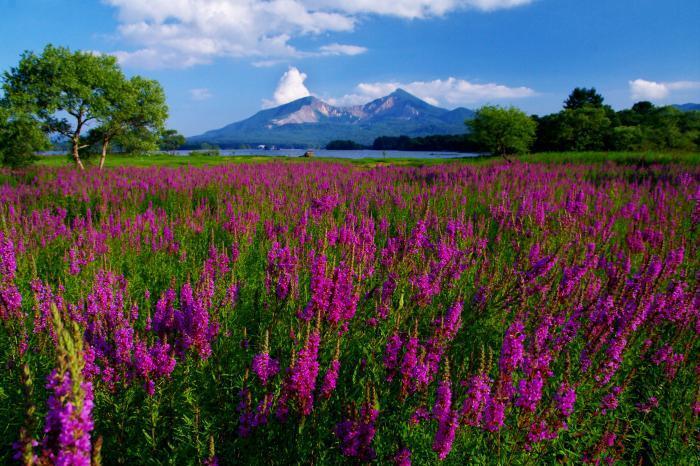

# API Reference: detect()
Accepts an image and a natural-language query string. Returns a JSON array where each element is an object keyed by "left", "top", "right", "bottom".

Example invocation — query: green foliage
[
  {"left": 0, "top": 107, "right": 48, "bottom": 167},
  {"left": 563, "top": 87, "right": 605, "bottom": 110},
  {"left": 556, "top": 106, "right": 612, "bottom": 151},
  {"left": 159, "top": 129, "right": 187, "bottom": 151},
  {"left": 534, "top": 89, "right": 700, "bottom": 153},
  {"left": 610, "top": 125, "right": 644, "bottom": 151},
  {"left": 1, "top": 44, "right": 168, "bottom": 168},
  {"left": 2, "top": 44, "right": 125, "bottom": 168},
  {"left": 467, "top": 106, "right": 537, "bottom": 158},
  {"left": 113, "top": 126, "right": 161, "bottom": 155},
  {"left": 93, "top": 75, "right": 168, "bottom": 160}
]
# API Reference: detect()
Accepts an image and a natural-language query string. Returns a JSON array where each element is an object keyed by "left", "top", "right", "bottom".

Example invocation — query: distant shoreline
[{"left": 37, "top": 149, "right": 483, "bottom": 160}]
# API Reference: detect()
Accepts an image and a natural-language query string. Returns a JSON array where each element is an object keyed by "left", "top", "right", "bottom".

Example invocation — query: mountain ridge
[
  {"left": 673, "top": 103, "right": 700, "bottom": 112},
  {"left": 187, "top": 89, "right": 475, "bottom": 148}
]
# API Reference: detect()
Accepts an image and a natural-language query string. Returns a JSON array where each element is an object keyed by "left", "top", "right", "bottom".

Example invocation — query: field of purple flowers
[{"left": 0, "top": 160, "right": 698, "bottom": 464}]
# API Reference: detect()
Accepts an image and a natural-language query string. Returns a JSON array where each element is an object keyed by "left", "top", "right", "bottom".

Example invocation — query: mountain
[
  {"left": 187, "top": 89, "right": 475, "bottom": 148},
  {"left": 673, "top": 103, "right": 700, "bottom": 112}
]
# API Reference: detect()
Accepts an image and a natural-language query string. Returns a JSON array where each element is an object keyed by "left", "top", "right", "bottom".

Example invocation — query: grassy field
[{"left": 34, "top": 150, "right": 700, "bottom": 169}]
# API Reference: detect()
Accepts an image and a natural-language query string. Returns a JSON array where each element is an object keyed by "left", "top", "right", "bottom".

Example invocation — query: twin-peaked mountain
[{"left": 187, "top": 89, "right": 475, "bottom": 148}]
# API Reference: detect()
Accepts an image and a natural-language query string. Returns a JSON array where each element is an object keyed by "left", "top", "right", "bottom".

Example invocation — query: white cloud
[
  {"left": 629, "top": 79, "right": 700, "bottom": 101},
  {"left": 318, "top": 43, "right": 368, "bottom": 56},
  {"left": 252, "top": 59, "right": 288, "bottom": 68},
  {"left": 262, "top": 66, "right": 312, "bottom": 108},
  {"left": 327, "top": 77, "right": 536, "bottom": 107},
  {"left": 104, "top": 0, "right": 533, "bottom": 68},
  {"left": 189, "top": 88, "right": 213, "bottom": 100},
  {"left": 113, "top": 48, "right": 211, "bottom": 69},
  {"left": 307, "top": 0, "right": 533, "bottom": 18}
]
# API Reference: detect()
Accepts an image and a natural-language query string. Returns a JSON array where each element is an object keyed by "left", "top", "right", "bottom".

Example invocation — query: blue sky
[{"left": 1, "top": 0, "right": 699, "bottom": 136}]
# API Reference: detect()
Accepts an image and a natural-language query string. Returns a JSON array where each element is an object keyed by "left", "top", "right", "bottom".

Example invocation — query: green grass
[
  {"left": 34, "top": 150, "right": 700, "bottom": 169},
  {"left": 519, "top": 151, "right": 700, "bottom": 165}
]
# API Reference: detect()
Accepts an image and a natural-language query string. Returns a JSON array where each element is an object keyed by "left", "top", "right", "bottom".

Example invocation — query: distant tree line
[
  {"left": 371, "top": 134, "right": 482, "bottom": 152},
  {"left": 532, "top": 88, "right": 700, "bottom": 152},
  {"left": 0, "top": 44, "right": 186, "bottom": 168},
  {"left": 328, "top": 88, "right": 700, "bottom": 157},
  {"left": 325, "top": 140, "right": 366, "bottom": 150}
]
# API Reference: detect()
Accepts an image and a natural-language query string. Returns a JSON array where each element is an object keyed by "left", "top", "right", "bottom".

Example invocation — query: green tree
[
  {"left": 92, "top": 75, "right": 168, "bottom": 168},
  {"left": 618, "top": 101, "right": 655, "bottom": 127},
  {"left": 610, "top": 126, "right": 643, "bottom": 151},
  {"left": 114, "top": 126, "right": 161, "bottom": 155},
  {"left": 556, "top": 106, "right": 612, "bottom": 151},
  {"left": 678, "top": 109, "right": 700, "bottom": 150},
  {"left": 159, "top": 129, "right": 186, "bottom": 151},
  {"left": 0, "top": 105, "right": 48, "bottom": 167},
  {"left": 564, "top": 87, "right": 604, "bottom": 110},
  {"left": 531, "top": 113, "right": 564, "bottom": 151},
  {"left": 467, "top": 106, "right": 537, "bottom": 160},
  {"left": 2, "top": 44, "right": 125, "bottom": 170},
  {"left": 641, "top": 106, "right": 687, "bottom": 150}
]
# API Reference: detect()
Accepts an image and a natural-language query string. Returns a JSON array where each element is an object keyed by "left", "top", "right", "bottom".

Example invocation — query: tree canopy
[
  {"left": 159, "top": 129, "right": 187, "bottom": 151},
  {"left": 466, "top": 106, "right": 537, "bottom": 160},
  {"left": 91, "top": 75, "right": 168, "bottom": 168},
  {"left": 0, "top": 104, "right": 48, "bottom": 168},
  {"left": 1, "top": 44, "right": 168, "bottom": 169},
  {"left": 564, "top": 87, "right": 604, "bottom": 110}
]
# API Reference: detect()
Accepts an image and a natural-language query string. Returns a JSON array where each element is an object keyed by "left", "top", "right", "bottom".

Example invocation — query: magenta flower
[
  {"left": 251, "top": 352, "right": 280, "bottom": 385},
  {"left": 500, "top": 319, "right": 525, "bottom": 373},
  {"left": 384, "top": 333, "right": 403, "bottom": 381},
  {"left": 289, "top": 330, "right": 321, "bottom": 415},
  {"left": 433, "top": 380, "right": 452, "bottom": 423},
  {"left": 525, "top": 419, "right": 561, "bottom": 447},
  {"left": 554, "top": 382, "right": 576, "bottom": 417},
  {"left": 432, "top": 410, "right": 458, "bottom": 460},
  {"left": 335, "top": 403, "right": 379, "bottom": 461},
  {"left": 434, "top": 301, "right": 463, "bottom": 340},
  {"left": 482, "top": 397, "right": 506, "bottom": 432},
  {"left": 460, "top": 373, "right": 492, "bottom": 426},
  {"left": 320, "top": 359, "right": 340, "bottom": 399},
  {"left": 0, "top": 232, "right": 22, "bottom": 321},
  {"left": 40, "top": 370, "right": 94, "bottom": 466},
  {"left": 300, "top": 252, "right": 332, "bottom": 321},
  {"left": 600, "top": 386, "right": 622, "bottom": 414},
  {"left": 516, "top": 371, "right": 544, "bottom": 412},
  {"left": 393, "top": 447, "right": 411, "bottom": 466}
]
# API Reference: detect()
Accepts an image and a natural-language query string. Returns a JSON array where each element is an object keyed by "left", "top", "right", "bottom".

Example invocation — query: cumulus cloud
[
  {"left": 189, "top": 88, "right": 213, "bottom": 100},
  {"left": 629, "top": 79, "right": 700, "bottom": 101},
  {"left": 327, "top": 77, "right": 536, "bottom": 107},
  {"left": 262, "top": 66, "right": 312, "bottom": 108},
  {"left": 104, "top": 0, "right": 533, "bottom": 68}
]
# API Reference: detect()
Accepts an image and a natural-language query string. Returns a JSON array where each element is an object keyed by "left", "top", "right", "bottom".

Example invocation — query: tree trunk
[
  {"left": 500, "top": 146, "right": 512, "bottom": 164},
  {"left": 71, "top": 114, "right": 85, "bottom": 171},
  {"left": 72, "top": 137, "right": 85, "bottom": 171},
  {"left": 99, "top": 138, "right": 109, "bottom": 170}
]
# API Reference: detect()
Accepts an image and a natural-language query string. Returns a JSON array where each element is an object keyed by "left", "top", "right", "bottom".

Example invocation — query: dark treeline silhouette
[
  {"left": 372, "top": 134, "right": 482, "bottom": 152},
  {"left": 325, "top": 139, "right": 366, "bottom": 150},
  {"left": 325, "top": 135, "right": 481, "bottom": 152}
]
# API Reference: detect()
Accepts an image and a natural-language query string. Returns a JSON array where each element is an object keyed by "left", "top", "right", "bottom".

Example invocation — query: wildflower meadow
[{"left": 0, "top": 159, "right": 697, "bottom": 464}]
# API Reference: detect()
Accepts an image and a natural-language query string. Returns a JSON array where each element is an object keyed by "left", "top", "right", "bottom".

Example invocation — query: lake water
[
  {"left": 205, "top": 149, "right": 481, "bottom": 159},
  {"left": 40, "top": 149, "right": 481, "bottom": 159}
]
